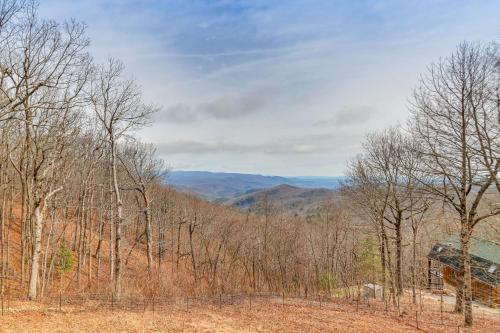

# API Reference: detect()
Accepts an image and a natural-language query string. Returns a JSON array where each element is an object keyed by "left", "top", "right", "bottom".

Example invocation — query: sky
[{"left": 39, "top": 0, "right": 500, "bottom": 177}]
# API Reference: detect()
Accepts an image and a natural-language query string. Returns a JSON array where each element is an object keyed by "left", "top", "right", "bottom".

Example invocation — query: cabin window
[{"left": 487, "top": 265, "right": 497, "bottom": 274}]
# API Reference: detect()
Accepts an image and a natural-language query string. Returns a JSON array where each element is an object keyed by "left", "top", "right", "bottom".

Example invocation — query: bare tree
[
  {"left": 0, "top": 0, "right": 22, "bottom": 29},
  {"left": 343, "top": 154, "right": 394, "bottom": 303},
  {"left": 120, "top": 139, "right": 166, "bottom": 277},
  {"left": 343, "top": 127, "right": 433, "bottom": 305},
  {"left": 0, "top": 1, "right": 90, "bottom": 299},
  {"left": 410, "top": 42, "right": 499, "bottom": 326},
  {"left": 89, "top": 58, "right": 156, "bottom": 300}
]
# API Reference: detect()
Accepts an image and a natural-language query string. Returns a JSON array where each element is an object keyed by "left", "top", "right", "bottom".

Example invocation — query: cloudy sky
[{"left": 40, "top": 0, "right": 499, "bottom": 176}]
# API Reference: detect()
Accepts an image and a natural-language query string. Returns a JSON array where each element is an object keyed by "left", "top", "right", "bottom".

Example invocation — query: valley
[{"left": 166, "top": 171, "right": 341, "bottom": 213}]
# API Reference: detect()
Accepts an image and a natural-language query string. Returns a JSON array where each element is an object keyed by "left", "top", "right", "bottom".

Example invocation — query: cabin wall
[
  {"left": 443, "top": 266, "right": 457, "bottom": 287},
  {"left": 491, "top": 286, "right": 499, "bottom": 308},
  {"left": 441, "top": 265, "right": 498, "bottom": 307},
  {"left": 471, "top": 279, "right": 496, "bottom": 307}
]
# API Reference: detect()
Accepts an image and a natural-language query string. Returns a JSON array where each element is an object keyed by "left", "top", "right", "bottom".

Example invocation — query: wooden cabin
[{"left": 427, "top": 236, "right": 499, "bottom": 308}]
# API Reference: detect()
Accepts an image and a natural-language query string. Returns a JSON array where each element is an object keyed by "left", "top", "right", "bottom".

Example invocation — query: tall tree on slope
[
  {"left": 89, "top": 59, "right": 156, "bottom": 300},
  {"left": 410, "top": 41, "right": 499, "bottom": 326}
]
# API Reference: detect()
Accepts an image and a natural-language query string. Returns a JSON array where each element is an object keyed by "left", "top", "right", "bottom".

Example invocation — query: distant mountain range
[
  {"left": 225, "top": 184, "right": 336, "bottom": 213},
  {"left": 165, "top": 170, "right": 343, "bottom": 202}
]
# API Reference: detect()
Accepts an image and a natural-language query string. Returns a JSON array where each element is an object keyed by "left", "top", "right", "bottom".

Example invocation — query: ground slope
[{"left": 1, "top": 295, "right": 498, "bottom": 333}]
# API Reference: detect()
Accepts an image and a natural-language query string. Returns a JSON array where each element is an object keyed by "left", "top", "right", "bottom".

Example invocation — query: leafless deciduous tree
[
  {"left": 410, "top": 41, "right": 499, "bottom": 326},
  {"left": 0, "top": 1, "right": 90, "bottom": 299},
  {"left": 120, "top": 139, "right": 166, "bottom": 278},
  {"left": 89, "top": 58, "right": 156, "bottom": 300},
  {"left": 344, "top": 127, "right": 432, "bottom": 305}
]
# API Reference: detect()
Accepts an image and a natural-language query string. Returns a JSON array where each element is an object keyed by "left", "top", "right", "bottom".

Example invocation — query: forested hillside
[
  {"left": 0, "top": 1, "right": 498, "bottom": 330},
  {"left": 224, "top": 184, "right": 336, "bottom": 213}
]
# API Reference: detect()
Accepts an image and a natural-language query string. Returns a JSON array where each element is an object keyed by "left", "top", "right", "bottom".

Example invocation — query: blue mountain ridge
[{"left": 165, "top": 170, "right": 343, "bottom": 201}]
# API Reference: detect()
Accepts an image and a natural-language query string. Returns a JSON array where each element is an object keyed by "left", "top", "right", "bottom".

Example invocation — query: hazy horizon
[
  {"left": 168, "top": 169, "right": 345, "bottom": 178},
  {"left": 40, "top": 0, "right": 500, "bottom": 176}
]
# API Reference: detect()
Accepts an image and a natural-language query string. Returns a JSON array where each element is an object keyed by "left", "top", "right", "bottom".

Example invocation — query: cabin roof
[
  {"left": 428, "top": 236, "right": 500, "bottom": 287},
  {"left": 439, "top": 236, "right": 500, "bottom": 264}
]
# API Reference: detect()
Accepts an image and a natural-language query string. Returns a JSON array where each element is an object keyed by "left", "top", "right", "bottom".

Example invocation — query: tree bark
[
  {"left": 411, "top": 229, "right": 417, "bottom": 304},
  {"left": 111, "top": 141, "right": 123, "bottom": 300},
  {"left": 28, "top": 202, "right": 43, "bottom": 300},
  {"left": 395, "top": 217, "right": 403, "bottom": 295},
  {"left": 143, "top": 192, "right": 153, "bottom": 278},
  {"left": 460, "top": 224, "right": 473, "bottom": 325},
  {"left": 188, "top": 219, "right": 197, "bottom": 283}
]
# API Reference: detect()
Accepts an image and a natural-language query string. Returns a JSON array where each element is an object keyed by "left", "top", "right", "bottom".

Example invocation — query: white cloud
[
  {"left": 314, "top": 106, "right": 377, "bottom": 127},
  {"left": 39, "top": 0, "right": 500, "bottom": 176},
  {"left": 157, "top": 86, "right": 277, "bottom": 123}
]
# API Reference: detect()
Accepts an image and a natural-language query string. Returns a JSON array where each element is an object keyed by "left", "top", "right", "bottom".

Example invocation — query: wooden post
[
  {"left": 282, "top": 292, "right": 285, "bottom": 307},
  {"left": 419, "top": 285, "right": 423, "bottom": 312},
  {"left": 489, "top": 285, "right": 493, "bottom": 308},
  {"left": 415, "top": 311, "right": 419, "bottom": 330},
  {"left": 59, "top": 291, "right": 62, "bottom": 312},
  {"left": 427, "top": 259, "right": 432, "bottom": 289},
  {"left": 186, "top": 296, "right": 189, "bottom": 312},
  {"left": 440, "top": 289, "right": 444, "bottom": 324},
  {"left": 356, "top": 297, "right": 358, "bottom": 312},
  {"left": 219, "top": 293, "right": 222, "bottom": 309},
  {"left": 397, "top": 293, "right": 400, "bottom": 316}
]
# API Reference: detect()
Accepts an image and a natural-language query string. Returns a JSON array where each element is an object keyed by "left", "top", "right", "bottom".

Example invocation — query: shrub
[{"left": 55, "top": 243, "right": 74, "bottom": 275}]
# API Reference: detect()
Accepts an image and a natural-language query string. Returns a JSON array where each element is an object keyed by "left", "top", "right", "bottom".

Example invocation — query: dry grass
[
  {"left": 1, "top": 297, "right": 498, "bottom": 333},
  {"left": 0, "top": 303, "right": 417, "bottom": 333}
]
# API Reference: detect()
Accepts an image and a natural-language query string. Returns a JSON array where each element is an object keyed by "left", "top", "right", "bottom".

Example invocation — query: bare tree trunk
[
  {"left": 143, "top": 192, "right": 153, "bottom": 278},
  {"left": 6, "top": 183, "right": 13, "bottom": 287},
  {"left": 87, "top": 190, "right": 94, "bottom": 288},
  {"left": 0, "top": 183, "right": 5, "bottom": 301},
  {"left": 109, "top": 167, "right": 114, "bottom": 283},
  {"left": 188, "top": 219, "right": 197, "bottom": 284},
  {"left": 379, "top": 230, "right": 386, "bottom": 301},
  {"left": 77, "top": 189, "right": 86, "bottom": 285},
  {"left": 111, "top": 141, "right": 123, "bottom": 300},
  {"left": 28, "top": 202, "right": 43, "bottom": 300},
  {"left": 40, "top": 206, "right": 57, "bottom": 299},
  {"left": 95, "top": 196, "right": 104, "bottom": 281},
  {"left": 176, "top": 219, "right": 182, "bottom": 271},
  {"left": 395, "top": 217, "right": 403, "bottom": 295},
  {"left": 382, "top": 231, "right": 396, "bottom": 306},
  {"left": 411, "top": 229, "right": 417, "bottom": 304},
  {"left": 461, "top": 224, "right": 473, "bottom": 325},
  {"left": 20, "top": 181, "right": 27, "bottom": 287}
]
